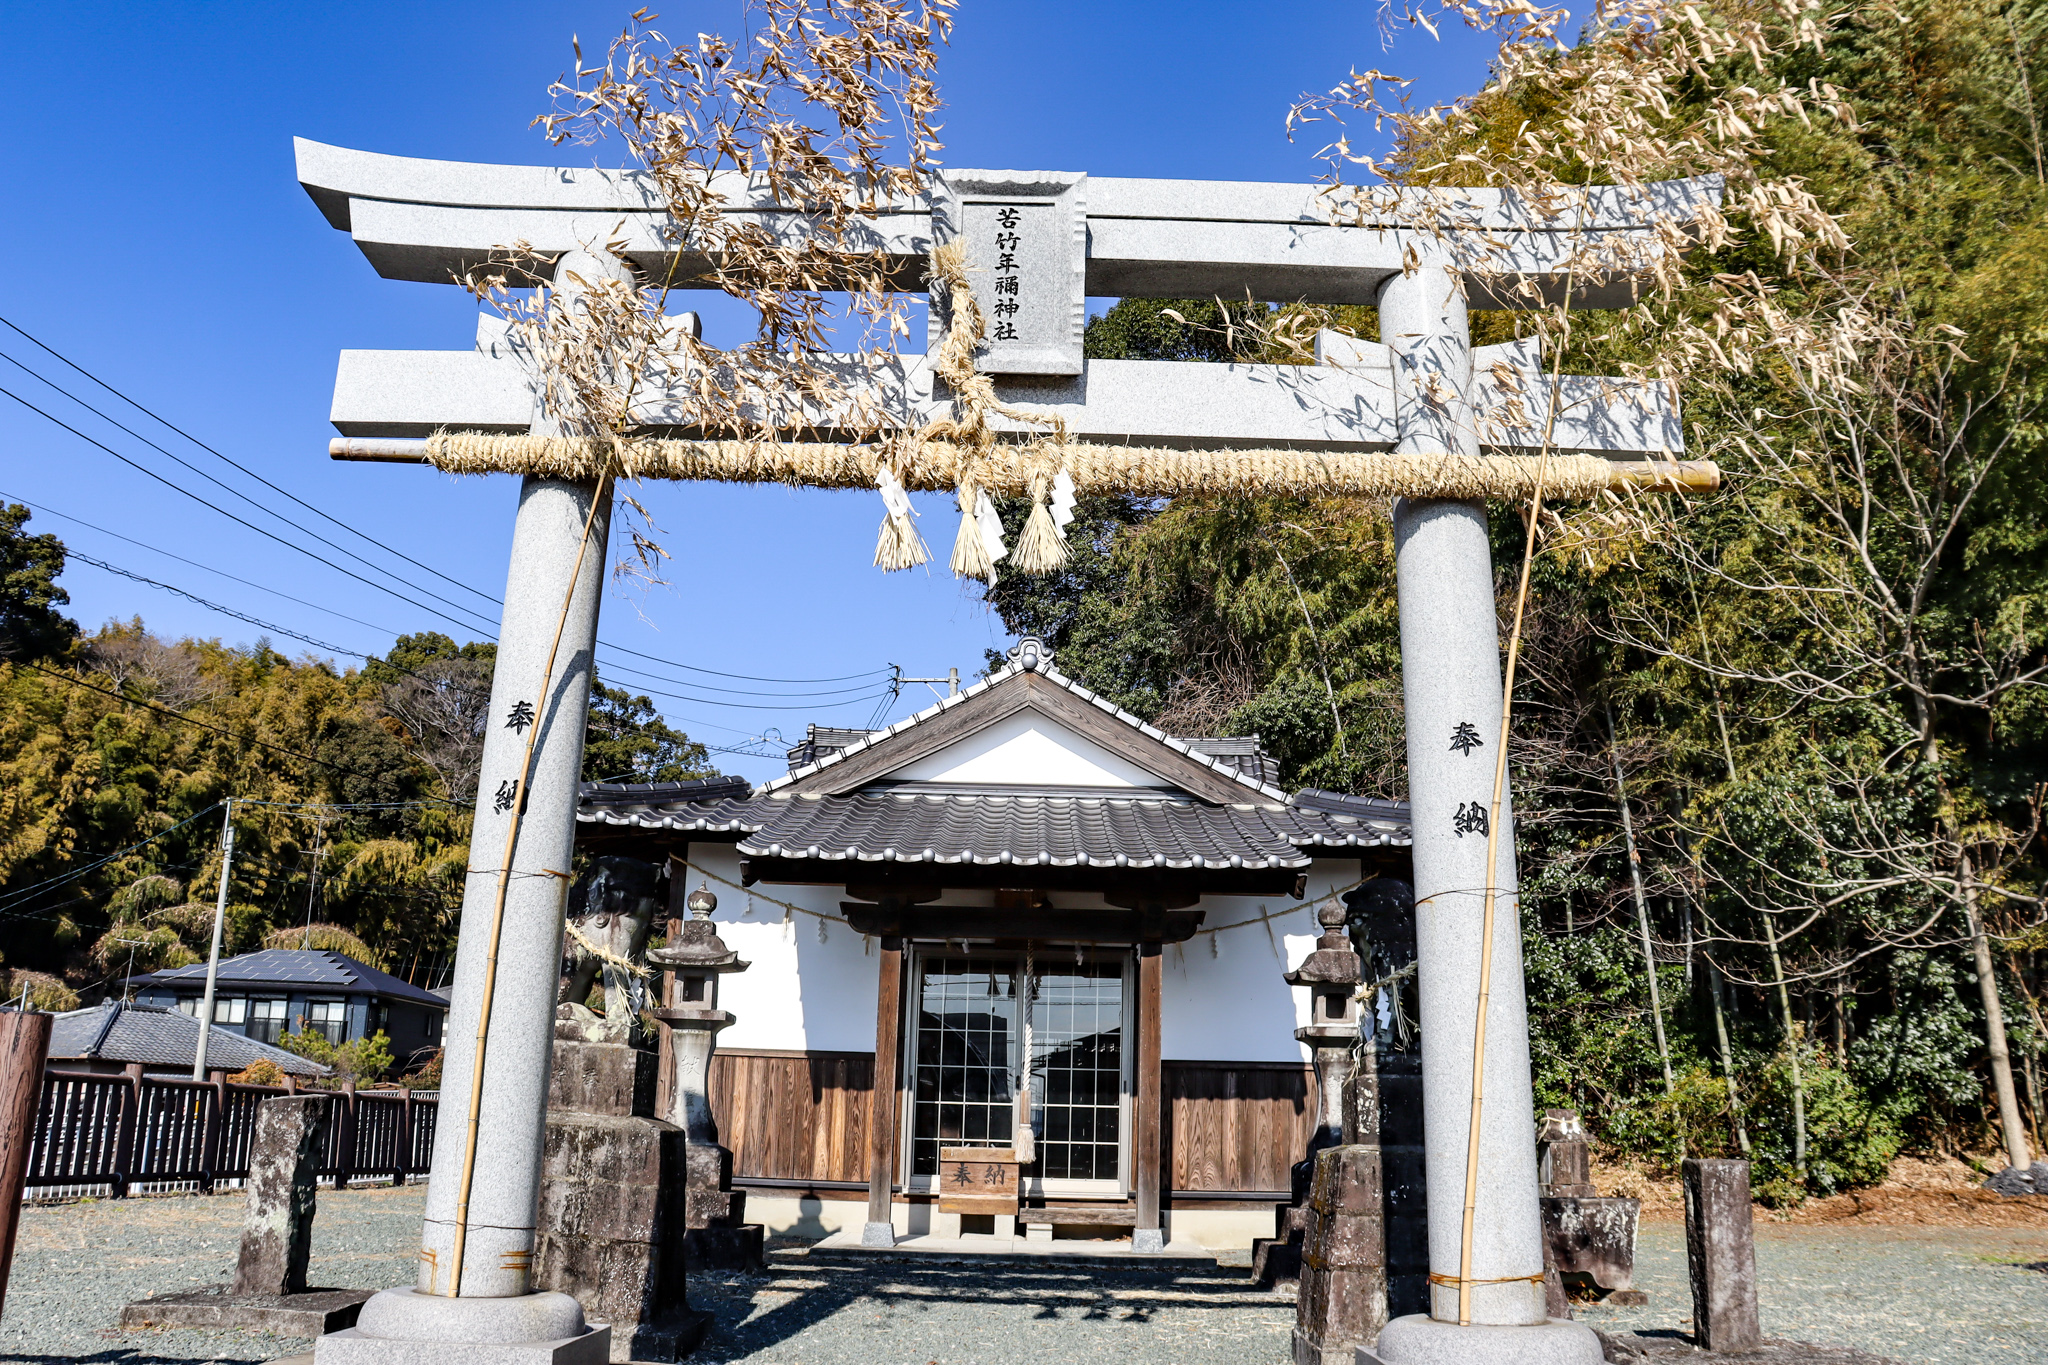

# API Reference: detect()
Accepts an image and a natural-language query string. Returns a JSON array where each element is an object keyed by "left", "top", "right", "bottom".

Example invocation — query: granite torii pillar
[
  {"left": 318, "top": 247, "right": 628, "bottom": 1363},
  {"left": 1365, "top": 263, "right": 1601, "bottom": 1365}
]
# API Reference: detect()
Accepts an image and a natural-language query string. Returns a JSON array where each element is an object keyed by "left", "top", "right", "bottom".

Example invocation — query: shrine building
[{"left": 573, "top": 637, "right": 1413, "bottom": 1249}]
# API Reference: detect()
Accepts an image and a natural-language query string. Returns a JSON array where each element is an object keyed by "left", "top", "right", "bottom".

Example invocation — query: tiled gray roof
[
  {"left": 578, "top": 786, "right": 1407, "bottom": 868},
  {"left": 48, "top": 1002, "right": 331, "bottom": 1076},
  {"left": 579, "top": 792, "right": 769, "bottom": 835},
  {"left": 740, "top": 791, "right": 1316, "bottom": 869},
  {"left": 131, "top": 949, "right": 446, "bottom": 1008}
]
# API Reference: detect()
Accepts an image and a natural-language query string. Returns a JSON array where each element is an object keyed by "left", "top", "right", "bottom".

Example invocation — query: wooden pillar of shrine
[
  {"left": 1133, "top": 941, "right": 1165, "bottom": 1252},
  {"left": 861, "top": 935, "right": 905, "bottom": 1247}
]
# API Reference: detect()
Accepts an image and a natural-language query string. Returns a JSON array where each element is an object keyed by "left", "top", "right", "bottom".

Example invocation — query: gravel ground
[
  {"left": 0, "top": 1185, "right": 421, "bottom": 1365},
  {"left": 686, "top": 1244, "right": 1293, "bottom": 1364},
  {"left": 1579, "top": 1221, "right": 2048, "bottom": 1365},
  {"left": 1, "top": 1187, "right": 2041, "bottom": 1365}
]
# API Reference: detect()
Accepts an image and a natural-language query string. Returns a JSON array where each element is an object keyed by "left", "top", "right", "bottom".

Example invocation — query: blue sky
[{"left": 0, "top": 1, "right": 1499, "bottom": 782}]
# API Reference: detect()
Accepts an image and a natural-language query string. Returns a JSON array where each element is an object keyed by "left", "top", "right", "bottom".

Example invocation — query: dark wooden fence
[{"left": 22, "top": 1068, "right": 437, "bottom": 1198}]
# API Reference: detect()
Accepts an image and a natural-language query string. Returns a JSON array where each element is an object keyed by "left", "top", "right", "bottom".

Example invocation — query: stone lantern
[
  {"left": 1289, "top": 899, "right": 1368, "bottom": 1172},
  {"left": 649, "top": 885, "right": 764, "bottom": 1269},
  {"left": 1253, "top": 900, "right": 1366, "bottom": 1286}
]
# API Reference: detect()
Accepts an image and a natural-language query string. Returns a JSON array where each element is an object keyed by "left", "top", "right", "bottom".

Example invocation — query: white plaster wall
[
  {"left": 679, "top": 843, "right": 880, "bottom": 1053},
  {"left": 1159, "top": 858, "right": 1361, "bottom": 1064},
  {"left": 677, "top": 845, "right": 1364, "bottom": 1063},
  {"left": 888, "top": 712, "right": 1168, "bottom": 787}
]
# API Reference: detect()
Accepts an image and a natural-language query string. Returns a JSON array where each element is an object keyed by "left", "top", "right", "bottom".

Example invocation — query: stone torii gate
[{"left": 297, "top": 137, "right": 1717, "bottom": 1365}]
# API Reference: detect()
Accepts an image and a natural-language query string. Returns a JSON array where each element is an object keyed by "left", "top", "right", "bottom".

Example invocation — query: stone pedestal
[
  {"left": 1683, "top": 1158, "right": 1761, "bottom": 1353},
  {"left": 122, "top": 1094, "right": 378, "bottom": 1336},
  {"left": 535, "top": 1037, "right": 708, "bottom": 1362},
  {"left": 1537, "top": 1110, "right": 1641, "bottom": 1301},
  {"left": 1291, "top": 1053, "right": 1390, "bottom": 1365}
]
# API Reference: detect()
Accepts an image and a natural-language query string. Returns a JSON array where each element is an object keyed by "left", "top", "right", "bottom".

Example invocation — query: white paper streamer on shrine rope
[
  {"left": 1050, "top": 467, "right": 1076, "bottom": 530},
  {"left": 974, "top": 490, "right": 1009, "bottom": 565},
  {"left": 874, "top": 463, "right": 928, "bottom": 571}
]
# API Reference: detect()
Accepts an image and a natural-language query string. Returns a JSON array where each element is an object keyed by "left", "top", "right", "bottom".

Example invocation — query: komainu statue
[{"left": 558, "top": 855, "right": 666, "bottom": 1043}]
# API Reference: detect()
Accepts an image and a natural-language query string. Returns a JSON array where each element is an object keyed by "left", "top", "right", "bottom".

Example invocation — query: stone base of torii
[{"left": 298, "top": 140, "right": 1718, "bottom": 1364}]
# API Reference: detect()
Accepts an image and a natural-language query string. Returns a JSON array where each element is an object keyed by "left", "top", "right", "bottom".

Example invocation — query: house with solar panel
[
  {"left": 127, "top": 948, "right": 449, "bottom": 1068},
  {"left": 575, "top": 637, "right": 1416, "bottom": 1250}
]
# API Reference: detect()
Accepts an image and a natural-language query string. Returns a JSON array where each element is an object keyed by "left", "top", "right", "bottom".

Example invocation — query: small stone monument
[
  {"left": 649, "top": 884, "right": 765, "bottom": 1271},
  {"left": 535, "top": 860, "right": 709, "bottom": 1361},
  {"left": 122, "top": 1094, "right": 375, "bottom": 1334},
  {"left": 1253, "top": 901, "right": 1366, "bottom": 1285},
  {"left": 1682, "top": 1158, "right": 1760, "bottom": 1353},
  {"left": 1537, "top": 1108, "right": 1643, "bottom": 1304}
]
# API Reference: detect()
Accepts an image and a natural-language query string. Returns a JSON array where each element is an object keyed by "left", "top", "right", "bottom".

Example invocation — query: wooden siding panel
[
  {"left": 710, "top": 1050, "right": 873, "bottom": 1184},
  {"left": 1165, "top": 1061, "right": 1313, "bottom": 1195},
  {"left": 710, "top": 1051, "right": 1308, "bottom": 1195}
]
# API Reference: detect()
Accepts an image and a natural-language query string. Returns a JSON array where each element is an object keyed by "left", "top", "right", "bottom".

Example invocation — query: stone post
[
  {"left": 1367, "top": 262, "right": 1601, "bottom": 1365},
  {"left": 234, "top": 1096, "right": 331, "bottom": 1297},
  {"left": 319, "top": 247, "right": 625, "bottom": 1364},
  {"left": 1683, "top": 1158, "right": 1761, "bottom": 1352}
]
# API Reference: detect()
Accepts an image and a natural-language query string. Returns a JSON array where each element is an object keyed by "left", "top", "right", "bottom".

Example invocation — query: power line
[
  {"left": 0, "top": 804, "right": 223, "bottom": 916},
  {"left": 0, "top": 322, "right": 503, "bottom": 622},
  {"left": 65, "top": 538, "right": 890, "bottom": 713},
  {"left": 0, "top": 384, "right": 503, "bottom": 639},
  {"left": 65, "top": 549, "right": 366, "bottom": 660},
  {"left": 4, "top": 491, "right": 861, "bottom": 734},
  {"left": 0, "top": 490, "right": 414, "bottom": 641},
  {"left": 0, "top": 317, "right": 897, "bottom": 689},
  {"left": 1, "top": 407, "right": 878, "bottom": 703}
]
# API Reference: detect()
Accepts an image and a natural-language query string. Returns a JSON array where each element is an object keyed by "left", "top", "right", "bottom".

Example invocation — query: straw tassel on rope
[
  {"left": 872, "top": 457, "right": 929, "bottom": 572},
  {"left": 1010, "top": 467, "right": 1069, "bottom": 575}
]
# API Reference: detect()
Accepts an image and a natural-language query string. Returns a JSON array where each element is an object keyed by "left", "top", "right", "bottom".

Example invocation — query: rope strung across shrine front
[{"left": 428, "top": 429, "right": 1626, "bottom": 504}]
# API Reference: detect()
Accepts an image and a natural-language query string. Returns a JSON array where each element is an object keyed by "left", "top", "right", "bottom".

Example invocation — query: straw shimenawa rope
[{"left": 424, "top": 430, "right": 1624, "bottom": 503}]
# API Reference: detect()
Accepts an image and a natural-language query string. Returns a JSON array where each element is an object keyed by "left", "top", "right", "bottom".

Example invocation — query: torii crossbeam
[{"left": 298, "top": 135, "right": 1717, "bottom": 1365}]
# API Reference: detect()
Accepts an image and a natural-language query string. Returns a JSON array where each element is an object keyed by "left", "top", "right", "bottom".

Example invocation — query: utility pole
[
  {"left": 193, "top": 801, "right": 234, "bottom": 1081},
  {"left": 300, "top": 809, "right": 327, "bottom": 947},
  {"left": 898, "top": 668, "right": 961, "bottom": 701}
]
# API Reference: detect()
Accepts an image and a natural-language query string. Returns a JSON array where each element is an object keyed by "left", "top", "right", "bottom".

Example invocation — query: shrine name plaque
[
  {"left": 937, "top": 1146, "right": 1021, "bottom": 1215},
  {"left": 929, "top": 171, "right": 1086, "bottom": 377}
]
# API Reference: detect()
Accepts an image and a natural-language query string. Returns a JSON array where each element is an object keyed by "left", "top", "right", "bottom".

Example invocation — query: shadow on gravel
[
  {"left": 0, "top": 1353, "right": 284, "bottom": 1365},
  {"left": 691, "top": 1252, "right": 1285, "bottom": 1359}
]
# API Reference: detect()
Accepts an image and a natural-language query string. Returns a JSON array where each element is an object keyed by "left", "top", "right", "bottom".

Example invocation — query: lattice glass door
[
  {"left": 907, "top": 949, "right": 1129, "bottom": 1197},
  {"left": 910, "top": 955, "right": 1017, "bottom": 1177}
]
